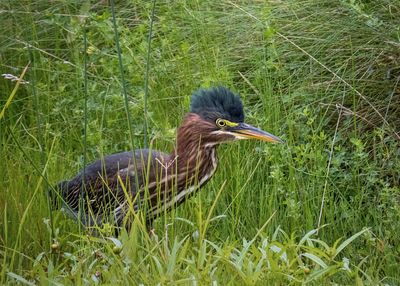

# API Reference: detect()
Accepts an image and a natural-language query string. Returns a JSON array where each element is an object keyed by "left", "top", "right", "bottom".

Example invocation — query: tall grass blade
[
  {"left": 333, "top": 228, "right": 369, "bottom": 259},
  {"left": 7, "top": 272, "right": 35, "bottom": 286},
  {"left": 306, "top": 265, "right": 339, "bottom": 282},
  {"left": 200, "top": 180, "right": 226, "bottom": 240},
  {"left": 0, "top": 63, "right": 29, "bottom": 121},
  {"left": 110, "top": 0, "right": 135, "bottom": 151},
  {"left": 302, "top": 252, "right": 328, "bottom": 269},
  {"left": 109, "top": 0, "right": 141, "bottom": 198},
  {"left": 28, "top": 46, "right": 55, "bottom": 242},
  {"left": 143, "top": 0, "right": 157, "bottom": 148},
  {"left": 80, "top": 18, "right": 89, "bottom": 231},
  {"left": 7, "top": 127, "right": 83, "bottom": 228},
  {"left": 275, "top": 31, "right": 399, "bottom": 140},
  {"left": 1, "top": 204, "right": 8, "bottom": 283},
  {"left": 317, "top": 94, "right": 343, "bottom": 230}
]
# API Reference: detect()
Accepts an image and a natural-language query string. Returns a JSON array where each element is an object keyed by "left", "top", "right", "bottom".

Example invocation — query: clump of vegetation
[{"left": 0, "top": 0, "right": 399, "bottom": 284}]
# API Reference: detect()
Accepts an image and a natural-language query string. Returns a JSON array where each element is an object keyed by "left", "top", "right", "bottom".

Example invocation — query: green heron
[{"left": 54, "top": 87, "right": 283, "bottom": 230}]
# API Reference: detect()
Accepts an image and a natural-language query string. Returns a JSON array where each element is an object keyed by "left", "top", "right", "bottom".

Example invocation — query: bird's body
[
  {"left": 56, "top": 150, "right": 168, "bottom": 226},
  {"left": 54, "top": 87, "right": 283, "bottom": 229}
]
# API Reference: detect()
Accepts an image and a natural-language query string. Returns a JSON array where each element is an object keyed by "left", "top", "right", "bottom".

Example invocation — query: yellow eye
[{"left": 216, "top": 118, "right": 226, "bottom": 128}]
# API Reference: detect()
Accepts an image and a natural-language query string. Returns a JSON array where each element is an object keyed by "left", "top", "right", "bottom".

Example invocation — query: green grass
[{"left": 1, "top": 0, "right": 399, "bottom": 285}]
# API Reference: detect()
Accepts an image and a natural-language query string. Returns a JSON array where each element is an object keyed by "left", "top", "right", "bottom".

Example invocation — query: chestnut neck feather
[{"left": 169, "top": 113, "right": 217, "bottom": 179}]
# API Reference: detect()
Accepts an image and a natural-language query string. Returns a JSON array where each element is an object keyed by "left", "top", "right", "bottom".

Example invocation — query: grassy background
[{"left": 1, "top": 0, "right": 399, "bottom": 285}]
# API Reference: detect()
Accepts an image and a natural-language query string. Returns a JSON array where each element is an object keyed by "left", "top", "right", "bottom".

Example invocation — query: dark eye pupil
[{"left": 217, "top": 119, "right": 225, "bottom": 127}]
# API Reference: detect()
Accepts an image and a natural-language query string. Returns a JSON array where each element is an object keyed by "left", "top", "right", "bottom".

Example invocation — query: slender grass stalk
[
  {"left": 8, "top": 130, "right": 56, "bottom": 271},
  {"left": 317, "top": 93, "right": 345, "bottom": 231},
  {"left": 222, "top": 158, "right": 262, "bottom": 215},
  {"left": 110, "top": 0, "right": 135, "bottom": 151},
  {"left": 275, "top": 31, "right": 399, "bottom": 141},
  {"left": 230, "top": 2, "right": 399, "bottom": 141},
  {"left": 7, "top": 126, "right": 84, "bottom": 228},
  {"left": 0, "top": 204, "right": 8, "bottom": 283},
  {"left": 250, "top": 210, "right": 276, "bottom": 243},
  {"left": 143, "top": 0, "right": 157, "bottom": 148},
  {"left": 80, "top": 20, "right": 89, "bottom": 232},
  {"left": 28, "top": 47, "right": 55, "bottom": 243},
  {"left": 200, "top": 180, "right": 227, "bottom": 240},
  {"left": 0, "top": 63, "right": 29, "bottom": 121},
  {"left": 110, "top": 0, "right": 141, "bottom": 219}
]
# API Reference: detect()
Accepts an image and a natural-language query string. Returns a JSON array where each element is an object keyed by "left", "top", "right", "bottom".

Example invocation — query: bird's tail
[
  {"left": 48, "top": 180, "right": 69, "bottom": 210},
  {"left": 48, "top": 181, "right": 100, "bottom": 227},
  {"left": 48, "top": 181, "right": 80, "bottom": 221}
]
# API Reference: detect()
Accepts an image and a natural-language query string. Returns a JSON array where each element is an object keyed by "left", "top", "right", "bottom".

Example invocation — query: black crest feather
[{"left": 190, "top": 86, "right": 244, "bottom": 122}]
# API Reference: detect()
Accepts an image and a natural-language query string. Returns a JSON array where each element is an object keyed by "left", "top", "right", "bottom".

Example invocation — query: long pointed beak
[{"left": 231, "top": 123, "right": 284, "bottom": 143}]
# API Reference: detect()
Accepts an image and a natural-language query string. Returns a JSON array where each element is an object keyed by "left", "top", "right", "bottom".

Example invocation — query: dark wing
[{"left": 54, "top": 149, "right": 169, "bottom": 225}]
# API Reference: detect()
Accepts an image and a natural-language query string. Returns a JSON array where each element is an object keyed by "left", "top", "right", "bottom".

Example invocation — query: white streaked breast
[{"left": 150, "top": 148, "right": 218, "bottom": 216}]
